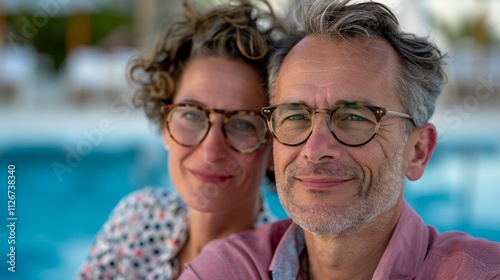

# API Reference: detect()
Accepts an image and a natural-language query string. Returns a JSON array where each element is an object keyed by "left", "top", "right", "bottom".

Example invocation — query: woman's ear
[
  {"left": 405, "top": 123, "right": 437, "bottom": 181},
  {"left": 162, "top": 127, "right": 171, "bottom": 151}
]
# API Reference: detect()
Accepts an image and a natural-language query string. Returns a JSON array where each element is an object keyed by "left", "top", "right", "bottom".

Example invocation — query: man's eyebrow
[
  {"left": 334, "top": 99, "right": 375, "bottom": 106},
  {"left": 277, "top": 100, "right": 311, "bottom": 107}
]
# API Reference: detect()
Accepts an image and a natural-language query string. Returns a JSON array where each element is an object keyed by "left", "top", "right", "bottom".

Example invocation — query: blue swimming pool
[{"left": 1, "top": 134, "right": 499, "bottom": 280}]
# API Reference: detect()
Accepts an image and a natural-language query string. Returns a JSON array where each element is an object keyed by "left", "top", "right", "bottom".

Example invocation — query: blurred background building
[{"left": 0, "top": 0, "right": 499, "bottom": 279}]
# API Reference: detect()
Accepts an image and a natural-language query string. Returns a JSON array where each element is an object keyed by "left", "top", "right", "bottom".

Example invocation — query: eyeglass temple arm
[{"left": 386, "top": 110, "right": 412, "bottom": 120}]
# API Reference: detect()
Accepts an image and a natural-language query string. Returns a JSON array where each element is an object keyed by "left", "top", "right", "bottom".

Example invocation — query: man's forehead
[
  {"left": 273, "top": 34, "right": 401, "bottom": 107},
  {"left": 280, "top": 35, "right": 398, "bottom": 74}
]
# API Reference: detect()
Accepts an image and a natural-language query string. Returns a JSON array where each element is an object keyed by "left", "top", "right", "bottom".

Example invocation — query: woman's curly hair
[{"left": 128, "top": 0, "right": 283, "bottom": 131}]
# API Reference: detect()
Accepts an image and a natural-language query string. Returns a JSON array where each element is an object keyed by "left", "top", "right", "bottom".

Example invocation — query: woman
[{"left": 78, "top": 0, "right": 282, "bottom": 279}]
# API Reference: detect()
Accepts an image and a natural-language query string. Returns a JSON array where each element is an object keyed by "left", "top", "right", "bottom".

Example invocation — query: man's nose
[{"left": 302, "top": 114, "right": 342, "bottom": 163}]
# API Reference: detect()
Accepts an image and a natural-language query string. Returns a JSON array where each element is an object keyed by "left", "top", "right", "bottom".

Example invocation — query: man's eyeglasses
[
  {"left": 161, "top": 103, "right": 269, "bottom": 153},
  {"left": 261, "top": 102, "right": 413, "bottom": 147}
]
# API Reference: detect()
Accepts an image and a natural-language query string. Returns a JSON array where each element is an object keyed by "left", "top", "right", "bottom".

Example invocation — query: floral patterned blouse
[{"left": 78, "top": 187, "right": 275, "bottom": 279}]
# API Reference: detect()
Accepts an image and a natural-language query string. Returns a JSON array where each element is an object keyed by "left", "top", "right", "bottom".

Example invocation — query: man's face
[{"left": 272, "top": 35, "right": 414, "bottom": 234}]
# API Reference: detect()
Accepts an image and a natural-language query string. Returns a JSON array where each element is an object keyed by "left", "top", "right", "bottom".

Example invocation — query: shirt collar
[
  {"left": 268, "top": 201, "right": 429, "bottom": 280},
  {"left": 269, "top": 221, "right": 305, "bottom": 279},
  {"left": 372, "top": 201, "right": 429, "bottom": 279}
]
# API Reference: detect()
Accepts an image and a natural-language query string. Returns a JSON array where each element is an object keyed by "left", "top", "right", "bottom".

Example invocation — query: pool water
[{"left": 1, "top": 138, "right": 499, "bottom": 280}]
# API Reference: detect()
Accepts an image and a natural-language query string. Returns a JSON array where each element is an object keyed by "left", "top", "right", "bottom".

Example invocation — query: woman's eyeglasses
[{"left": 161, "top": 103, "right": 269, "bottom": 153}]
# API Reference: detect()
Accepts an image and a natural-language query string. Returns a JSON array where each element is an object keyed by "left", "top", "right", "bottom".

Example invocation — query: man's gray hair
[{"left": 268, "top": 0, "right": 446, "bottom": 128}]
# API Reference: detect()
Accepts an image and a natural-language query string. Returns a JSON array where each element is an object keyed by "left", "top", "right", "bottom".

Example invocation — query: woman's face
[{"left": 163, "top": 56, "right": 272, "bottom": 213}]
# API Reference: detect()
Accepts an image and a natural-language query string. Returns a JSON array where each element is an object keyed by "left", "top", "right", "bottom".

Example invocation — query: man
[{"left": 179, "top": 0, "right": 500, "bottom": 279}]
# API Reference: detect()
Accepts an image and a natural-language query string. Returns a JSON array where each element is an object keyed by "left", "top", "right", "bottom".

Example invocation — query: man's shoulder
[
  {"left": 180, "top": 219, "right": 294, "bottom": 279},
  {"left": 425, "top": 228, "right": 500, "bottom": 276},
  {"left": 218, "top": 218, "right": 293, "bottom": 252},
  {"left": 430, "top": 229, "right": 500, "bottom": 256}
]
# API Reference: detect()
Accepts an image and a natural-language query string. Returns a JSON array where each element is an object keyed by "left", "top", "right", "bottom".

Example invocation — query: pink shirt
[{"left": 180, "top": 201, "right": 500, "bottom": 279}]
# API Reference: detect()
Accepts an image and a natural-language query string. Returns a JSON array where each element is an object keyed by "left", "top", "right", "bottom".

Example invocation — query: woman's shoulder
[
  {"left": 104, "top": 187, "right": 188, "bottom": 234},
  {"left": 99, "top": 187, "right": 189, "bottom": 255},
  {"left": 79, "top": 187, "right": 189, "bottom": 279},
  {"left": 113, "top": 187, "right": 186, "bottom": 215}
]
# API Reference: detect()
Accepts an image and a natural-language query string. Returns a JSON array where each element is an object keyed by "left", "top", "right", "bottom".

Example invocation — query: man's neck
[{"left": 302, "top": 205, "right": 401, "bottom": 280}]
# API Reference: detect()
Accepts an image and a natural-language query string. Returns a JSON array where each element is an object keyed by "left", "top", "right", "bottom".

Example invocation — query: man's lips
[
  {"left": 295, "top": 177, "right": 352, "bottom": 189},
  {"left": 190, "top": 170, "right": 233, "bottom": 183}
]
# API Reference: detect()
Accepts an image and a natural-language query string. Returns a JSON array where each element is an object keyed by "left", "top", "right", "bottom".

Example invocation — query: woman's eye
[
  {"left": 182, "top": 111, "right": 202, "bottom": 121},
  {"left": 232, "top": 121, "right": 256, "bottom": 131},
  {"left": 239, "top": 122, "right": 255, "bottom": 130}
]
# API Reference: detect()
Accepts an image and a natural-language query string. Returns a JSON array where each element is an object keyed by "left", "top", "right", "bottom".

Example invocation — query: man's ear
[{"left": 405, "top": 123, "right": 437, "bottom": 181}]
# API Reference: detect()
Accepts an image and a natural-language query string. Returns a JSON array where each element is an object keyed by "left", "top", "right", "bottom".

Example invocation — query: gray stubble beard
[{"left": 277, "top": 146, "right": 405, "bottom": 236}]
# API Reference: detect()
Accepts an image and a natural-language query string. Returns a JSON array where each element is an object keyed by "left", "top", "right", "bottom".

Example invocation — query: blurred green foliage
[
  {"left": 431, "top": 12, "right": 499, "bottom": 47},
  {"left": 7, "top": 10, "right": 132, "bottom": 69}
]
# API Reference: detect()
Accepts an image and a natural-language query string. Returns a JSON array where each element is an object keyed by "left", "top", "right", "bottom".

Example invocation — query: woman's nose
[{"left": 198, "top": 115, "right": 229, "bottom": 162}]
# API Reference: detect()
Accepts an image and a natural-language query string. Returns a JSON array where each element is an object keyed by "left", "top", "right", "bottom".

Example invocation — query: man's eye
[
  {"left": 346, "top": 114, "right": 367, "bottom": 121},
  {"left": 283, "top": 114, "right": 309, "bottom": 122}
]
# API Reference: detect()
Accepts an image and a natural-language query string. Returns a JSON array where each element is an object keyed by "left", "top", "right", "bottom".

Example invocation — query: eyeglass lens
[
  {"left": 168, "top": 106, "right": 267, "bottom": 152},
  {"left": 270, "top": 104, "right": 378, "bottom": 146}
]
